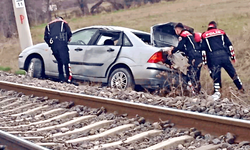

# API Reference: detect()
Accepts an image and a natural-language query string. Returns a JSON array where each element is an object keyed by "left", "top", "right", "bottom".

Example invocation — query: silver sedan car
[{"left": 19, "top": 22, "right": 186, "bottom": 89}]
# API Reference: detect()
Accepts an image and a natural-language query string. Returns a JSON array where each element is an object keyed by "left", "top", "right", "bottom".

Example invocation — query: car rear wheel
[
  {"left": 27, "top": 58, "right": 43, "bottom": 78},
  {"left": 108, "top": 68, "right": 134, "bottom": 90}
]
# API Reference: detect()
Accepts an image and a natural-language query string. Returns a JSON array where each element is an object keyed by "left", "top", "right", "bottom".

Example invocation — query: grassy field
[{"left": 0, "top": 0, "right": 250, "bottom": 100}]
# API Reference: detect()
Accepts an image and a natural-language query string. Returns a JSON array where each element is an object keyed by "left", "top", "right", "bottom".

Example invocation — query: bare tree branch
[
  {"left": 90, "top": 0, "right": 104, "bottom": 14},
  {"left": 106, "top": 0, "right": 124, "bottom": 10},
  {"left": 77, "top": 0, "right": 90, "bottom": 15}
]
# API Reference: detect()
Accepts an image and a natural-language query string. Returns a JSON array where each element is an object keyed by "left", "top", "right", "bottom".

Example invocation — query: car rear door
[
  {"left": 67, "top": 28, "right": 98, "bottom": 76},
  {"left": 80, "top": 29, "right": 123, "bottom": 78}
]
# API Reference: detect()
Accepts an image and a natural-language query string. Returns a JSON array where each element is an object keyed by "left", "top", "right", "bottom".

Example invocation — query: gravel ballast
[
  {"left": 0, "top": 90, "right": 249, "bottom": 150},
  {"left": 1, "top": 71, "right": 249, "bottom": 121}
]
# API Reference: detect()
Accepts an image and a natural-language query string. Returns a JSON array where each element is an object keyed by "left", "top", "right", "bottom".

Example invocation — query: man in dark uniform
[
  {"left": 201, "top": 21, "right": 244, "bottom": 100},
  {"left": 193, "top": 31, "right": 202, "bottom": 92},
  {"left": 194, "top": 32, "right": 202, "bottom": 45},
  {"left": 169, "top": 23, "right": 202, "bottom": 94},
  {"left": 44, "top": 16, "right": 73, "bottom": 83}
]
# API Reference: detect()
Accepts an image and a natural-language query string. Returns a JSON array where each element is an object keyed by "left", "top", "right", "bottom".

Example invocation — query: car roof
[{"left": 73, "top": 25, "right": 150, "bottom": 35}]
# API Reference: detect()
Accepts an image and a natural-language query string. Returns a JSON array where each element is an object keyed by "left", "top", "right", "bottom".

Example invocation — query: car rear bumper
[
  {"left": 134, "top": 78, "right": 164, "bottom": 89},
  {"left": 132, "top": 64, "right": 173, "bottom": 89}
]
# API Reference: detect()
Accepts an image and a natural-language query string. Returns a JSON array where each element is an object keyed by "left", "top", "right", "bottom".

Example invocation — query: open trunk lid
[{"left": 151, "top": 22, "right": 194, "bottom": 47}]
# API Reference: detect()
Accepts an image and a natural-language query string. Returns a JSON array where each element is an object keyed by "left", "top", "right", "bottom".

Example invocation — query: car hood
[
  {"left": 151, "top": 22, "right": 194, "bottom": 48},
  {"left": 21, "top": 43, "right": 48, "bottom": 54}
]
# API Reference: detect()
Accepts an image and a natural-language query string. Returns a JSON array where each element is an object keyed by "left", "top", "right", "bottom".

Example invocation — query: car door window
[
  {"left": 95, "top": 31, "right": 121, "bottom": 46},
  {"left": 96, "top": 33, "right": 132, "bottom": 46},
  {"left": 97, "top": 35, "right": 113, "bottom": 45},
  {"left": 69, "top": 29, "right": 98, "bottom": 45}
]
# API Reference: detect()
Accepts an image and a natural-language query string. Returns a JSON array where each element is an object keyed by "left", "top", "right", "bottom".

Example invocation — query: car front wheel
[
  {"left": 27, "top": 58, "right": 43, "bottom": 78},
  {"left": 108, "top": 68, "right": 134, "bottom": 90}
]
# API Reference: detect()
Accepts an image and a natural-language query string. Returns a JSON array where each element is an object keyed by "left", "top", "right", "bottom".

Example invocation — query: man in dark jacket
[
  {"left": 201, "top": 21, "right": 244, "bottom": 100},
  {"left": 169, "top": 23, "right": 202, "bottom": 94},
  {"left": 44, "top": 16, "right": 73, "bottom": 83}
]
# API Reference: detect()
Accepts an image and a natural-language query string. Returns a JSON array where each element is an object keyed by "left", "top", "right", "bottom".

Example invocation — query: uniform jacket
[
  {"left": 201, "top": 28, "right": 232, "bottom": 54},
  {"left": 194, "top": 32, "right": 202, "bottom": 44},
  {"left": 172, "top": 29, "right": 200, "bottom": 60},
  {"left": 44, "top": 18, "right": 72, "bottom": 47}
]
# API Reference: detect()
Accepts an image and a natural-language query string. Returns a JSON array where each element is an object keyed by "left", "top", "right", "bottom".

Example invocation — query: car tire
[
  {"left": 27, "top": 58, "right": 44, "bottom": 78},
  {"left": 108, "top": 68, "right": 134, "bottom": 90}
]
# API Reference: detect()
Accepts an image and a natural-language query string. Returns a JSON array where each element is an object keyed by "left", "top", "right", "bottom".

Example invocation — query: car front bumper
[{"left": 18, "top": 55, "right": 26, "bottom": 70}]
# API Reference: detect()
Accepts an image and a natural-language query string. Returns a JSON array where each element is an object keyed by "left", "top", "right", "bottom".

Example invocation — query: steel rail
[
  {"left": 0, "top": 80, "right": 249, "bottom": 144},
  {"left": 0, "top": 130, "right": 49, "bottom": 150}
]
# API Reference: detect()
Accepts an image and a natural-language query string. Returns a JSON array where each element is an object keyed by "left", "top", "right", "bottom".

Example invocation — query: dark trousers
[
  {"left": 187, "top": 54, "right": 202, "bottom": 92},
  {"left": 51, "top": 41, "right": 70, "bottom": 82},
  {"left": 188, "top": 65, "right": 202, "bottom": 92},
  {"left": 208, "top": 50, "right": 243, "bottom": 92}
]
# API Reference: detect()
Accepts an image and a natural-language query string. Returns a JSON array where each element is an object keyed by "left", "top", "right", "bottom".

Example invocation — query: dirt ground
[{"left": 0, "top": 0, "right": 249, "bottom": 100}]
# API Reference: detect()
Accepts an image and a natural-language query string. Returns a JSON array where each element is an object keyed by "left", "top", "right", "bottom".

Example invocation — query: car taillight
[{"left": 147, "top": 51, "right": 163, "bottom": 63}]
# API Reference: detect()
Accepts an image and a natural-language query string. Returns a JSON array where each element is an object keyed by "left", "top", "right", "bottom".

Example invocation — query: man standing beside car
[
  {"left": 168, "top": 23, "right": 202, "bottom": 94},
  {"left": 201, "top": 21, "right": 244, "bottom": 100},
  {"left": 44, "top": 16, "right": 74, "bottom": 84}
]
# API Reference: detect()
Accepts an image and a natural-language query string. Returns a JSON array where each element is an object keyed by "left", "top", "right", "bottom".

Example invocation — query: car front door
[
  {"left": 80, "top": 29, "right": 123, "bottom": 78},
  {"left": 67, "top": 28, "right": 98, "bottom": 76}
]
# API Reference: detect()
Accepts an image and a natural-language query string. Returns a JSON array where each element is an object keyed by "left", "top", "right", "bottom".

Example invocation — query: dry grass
[
  {"left": 0, "top": 37, "right": 21, "bottom": 70},
  {"left": 0, "top": 0, "right": 249, "bottom": 100}
]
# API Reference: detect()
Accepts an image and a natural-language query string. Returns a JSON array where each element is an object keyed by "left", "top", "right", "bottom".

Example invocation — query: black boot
[{"left": 67, "top": 79, "right": 79, "bottom": 86}]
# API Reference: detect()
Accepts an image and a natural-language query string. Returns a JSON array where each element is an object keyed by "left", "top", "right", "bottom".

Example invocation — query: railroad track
[{"left": 0, "top": 80, "right": 249, "bottom": 150}]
